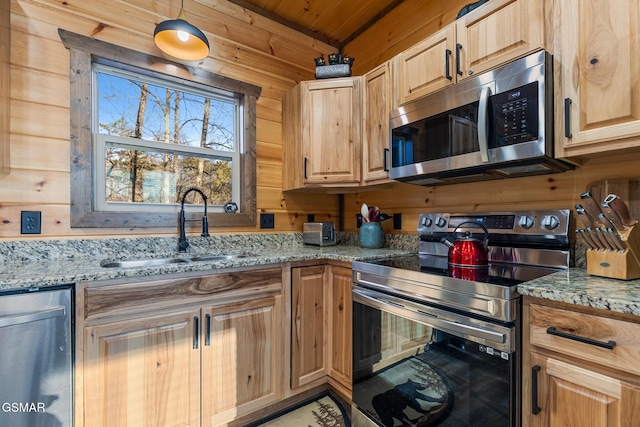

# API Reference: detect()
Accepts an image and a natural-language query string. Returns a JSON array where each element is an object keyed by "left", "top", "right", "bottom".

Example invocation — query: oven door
[{"left": 352, "top": 286, "right": 520, "bottom": 427}]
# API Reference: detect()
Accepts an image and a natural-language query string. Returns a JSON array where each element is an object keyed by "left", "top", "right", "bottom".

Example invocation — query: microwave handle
[{"left": 478, "top": 86, "right": 491, "bottom": 163}]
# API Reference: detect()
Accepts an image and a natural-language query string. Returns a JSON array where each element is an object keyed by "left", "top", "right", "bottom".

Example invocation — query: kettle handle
[{"left": 453, "top": 221, "right": 489, "bottom": 246}]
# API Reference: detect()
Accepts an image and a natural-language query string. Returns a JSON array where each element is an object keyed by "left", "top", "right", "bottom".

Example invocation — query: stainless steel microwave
[{"left": 389, "top": 50, "right": 573, "bottom": 186}]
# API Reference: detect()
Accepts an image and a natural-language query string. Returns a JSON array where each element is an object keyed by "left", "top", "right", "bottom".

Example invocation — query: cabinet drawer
[{"left": 529, "top": 304, "right": 640, "bottom": 376}]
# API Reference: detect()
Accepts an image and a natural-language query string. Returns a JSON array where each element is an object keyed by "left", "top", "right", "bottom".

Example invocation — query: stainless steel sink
[
  {"left": 101, "top": 253, "right": 257, "bottom": 268},
  {"left": 190, "top": 254, "right": 255, "bottom": 262},
  {"left": 100, "top": 257, "right": 190, "bottom": 268}
]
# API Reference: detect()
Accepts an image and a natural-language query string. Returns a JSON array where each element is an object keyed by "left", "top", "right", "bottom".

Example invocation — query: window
[{"left": 60, "top": 30, "right": 260, "bottom": 228}]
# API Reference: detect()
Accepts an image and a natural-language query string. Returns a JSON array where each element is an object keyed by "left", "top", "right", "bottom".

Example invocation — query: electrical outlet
[
  {"left": 393, "top": 213, "right": 402, "bottom": 230},
  {"left": 21, "top": 211, "right": 42, "bottom": 234},
  {"left": 260, "top": 213, "right": 275, "bottom": 229},
  {"left": 307, "top": 214, "right": 315, "bottom": 222}
]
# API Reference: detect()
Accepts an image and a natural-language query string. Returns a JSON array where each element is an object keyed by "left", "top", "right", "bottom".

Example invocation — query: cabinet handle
[
  {"left": 546, "top": 326, "right": 616, "bottom": 350},
  {"left": 532, "top": 365, "right": 541, "bottom": 415},
  {"left": 445, "top": 49, "right": 453, "bottom": 80},
  {"left": 564, "top": 98, "right": 573, "bottom": 138},
  {"left": 383, "top": 148, "right": 389, "bottom": 172},
  {"left": 193, "top": 316, "right": 199, "bottom": 349},
  {"left": 205, "top": 313, "right": 211, "bottom": 346},
  {"left": 303, "top": 157, "right": 308, "bottom": 179},
  {"left": 456, "top": 43, "right": 463, "bottom": 76}
]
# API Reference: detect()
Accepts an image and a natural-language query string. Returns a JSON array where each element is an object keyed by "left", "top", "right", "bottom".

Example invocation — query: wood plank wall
[
  {"left": 4, "top": 0, "right": 341, "bottom": 238},
  {"left": 4, "top": 0, "right": 640, "bottom": 239}
]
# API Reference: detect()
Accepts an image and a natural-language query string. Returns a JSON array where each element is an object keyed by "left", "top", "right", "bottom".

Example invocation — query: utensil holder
[
  {"left": 587, "top": 224, "right": 640, "bottom": 280},
  {"left": 360, "top": 222, "right": 384, "bottom": 248}
]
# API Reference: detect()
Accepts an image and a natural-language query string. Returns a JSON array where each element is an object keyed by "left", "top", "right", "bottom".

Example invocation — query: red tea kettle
[{"left": 440, "top": 222, "right": 490, "bottom": 280}]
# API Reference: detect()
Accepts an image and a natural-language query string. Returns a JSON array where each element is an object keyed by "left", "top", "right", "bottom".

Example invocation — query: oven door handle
[{"left": 353, "top": 288, "right": 508, "bottom": 346}]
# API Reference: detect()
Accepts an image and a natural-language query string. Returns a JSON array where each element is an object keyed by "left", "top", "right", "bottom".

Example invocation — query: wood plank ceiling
[{"left": 226, "top": 0, "right": 406, "bottom": 49}]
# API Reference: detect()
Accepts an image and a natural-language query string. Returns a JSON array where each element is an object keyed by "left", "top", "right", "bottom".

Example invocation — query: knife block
[{"left": 587, "top": 224, "right": 640, "bottom": 280}]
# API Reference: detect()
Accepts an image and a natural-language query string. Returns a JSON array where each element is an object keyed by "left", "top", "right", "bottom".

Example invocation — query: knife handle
[
  {"left": 580, "top": 192, "right": 606, "bottom": 227},
  {"left": 604, "top": 194, "right": 637, "bottom": 227},
  {"left": 601, "top": 203, "right": 626, "bottom": 232},
  {"left": 575, "top": 205, "right": 594, "bottom": 229}
]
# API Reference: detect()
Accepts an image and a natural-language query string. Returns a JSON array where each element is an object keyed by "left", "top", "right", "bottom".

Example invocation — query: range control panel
[{"left": 417, "top": 210, "right": 570, "bottom": 238}]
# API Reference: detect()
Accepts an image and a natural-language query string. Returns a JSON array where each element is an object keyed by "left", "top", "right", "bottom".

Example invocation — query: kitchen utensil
[
  {"left": 378, "top": 213, "right": 392, "bottom": 222},
  {"left": 604, "top": 194, "right": 638, "bottom": 227},
  {"left": 361, "top": 203, "right": 370, "bottom": 222},
  {"left": 580, "top": 192, "right": 607, "bottom": 227},
  {"left": 605, "top": 228, "right": 626, "bottom": 251},
  {"left": 576, "top": 229, "right": 597, "bottom": 250},
  {"left": 440, "top": 221, "right": 489, "bottom": 267},
  {"left": 599, "top": 204, "right": 625, "bottom": 233}
]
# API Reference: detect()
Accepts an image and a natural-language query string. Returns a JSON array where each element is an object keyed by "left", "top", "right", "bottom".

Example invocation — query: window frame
[{"left": 60, "top": 29, "right": 260, "bottom": 228}]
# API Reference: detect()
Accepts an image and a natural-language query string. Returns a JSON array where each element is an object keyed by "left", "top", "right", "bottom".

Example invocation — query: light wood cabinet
[
  {"left": 555, "top": 0, "right": 640, "bottom": 158},
  {"left": 395, "top": 0, "right": 544, "bottom": 105},
  {"left": 327, "top": 265, "right": 353, "bottom": 396},
  {"left": 290, "top": 263, "right": 353, "bottom": 397},
  {"left": 362, "top": 61, "right": 392, "bottom": 185},
  {"left": 84, "top": 308, "right": 201, "bottom": 427},
  {"left": 79, "top": 267, "right": 284, "bottom": 427},
  {"left": 523, "top": 298, "right": 640, "bottom": 427},
  {"left": 283, "top": 78, "right": 362, "bottom": 190},
  {"left": 291, "top": 265, "right": 328, "bottom": 388},
  {"left": 202, "top": 296, "right": 283, "bottom": 426}
]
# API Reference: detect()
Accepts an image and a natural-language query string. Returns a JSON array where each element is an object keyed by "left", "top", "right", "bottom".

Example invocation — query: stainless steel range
[{"left": 351, "top": 210, "right": 571, "bottom": 427}]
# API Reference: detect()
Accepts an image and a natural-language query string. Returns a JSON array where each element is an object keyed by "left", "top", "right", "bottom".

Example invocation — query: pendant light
[{"left": 154, "top": 0, "right": 210, "bottom": 61}]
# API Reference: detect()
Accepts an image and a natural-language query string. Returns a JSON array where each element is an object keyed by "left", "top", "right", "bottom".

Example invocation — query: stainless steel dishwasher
[{"left": 0, "top": 285, "right": 73, "bottom": 427}]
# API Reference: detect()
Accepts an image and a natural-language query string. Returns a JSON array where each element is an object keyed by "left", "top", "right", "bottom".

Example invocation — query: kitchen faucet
[{"left": 178, "top": 187, "right": 210, "bottom": 252}]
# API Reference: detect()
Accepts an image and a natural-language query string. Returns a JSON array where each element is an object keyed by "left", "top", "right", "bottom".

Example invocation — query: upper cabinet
[
  {"left": 395, "top": 0, "right": 544, "bottom": 106},
  {"left": 283, "top": 78, "right": 362, "bottom": 191},
  {"left": 362, "top": 61, "right": 392, "bottom": 185},
  {"left": 555, "top": 0, "right": 640, "bottom": 158}
]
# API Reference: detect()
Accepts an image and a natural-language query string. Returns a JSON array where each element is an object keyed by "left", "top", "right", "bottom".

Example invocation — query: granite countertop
[
  {"left": 0, "top": 238, "right": 413, "bottom": 291},
  {"left": 518, "top": 268, "right": 640, "bottom": 316}
]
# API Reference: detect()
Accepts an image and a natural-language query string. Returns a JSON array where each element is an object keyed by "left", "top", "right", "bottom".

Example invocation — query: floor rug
[
  {"left": 353, "top": 355, "right": 453, "bottom": 427},
  {"left": 251, "top": 393, "right": 351, "bottom": 427}
]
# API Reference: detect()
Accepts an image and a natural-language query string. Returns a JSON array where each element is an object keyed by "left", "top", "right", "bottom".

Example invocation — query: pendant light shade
[{"left": 154, "top": 4, "right": 209, "bottom": 61}]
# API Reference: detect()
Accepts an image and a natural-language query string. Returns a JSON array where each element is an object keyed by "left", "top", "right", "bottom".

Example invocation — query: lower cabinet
[
  {"left": 202, "top": 297, "right": 282, "bottom": 425},
  {"left": 524, "top": 297, "right": 640, "bottom": 427},
  {"left": 529, "top": 353, "right": 640, "bottom": 427},
  {"left": 84, "top": 308, "right": 201, "bottom": 427},
  {"left": 79, "top": 267, "right": 284, "bottom": 427},
  {"left": 290, "top": 263, "right": 353, "bottom": 397}
]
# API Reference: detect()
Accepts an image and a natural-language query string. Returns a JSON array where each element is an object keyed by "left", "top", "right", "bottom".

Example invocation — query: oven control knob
[
  {"left": 518, "top": 215, "right": 535, "bottom": 229},
  {"left": 422, "top": 217, "right": 433, "bottom": 227},
  {"left": 541, "top": 215, "right": 560, "bottom": 230},
  {"left": 435, "top": 217, "right": 447, "bottom": 228}
]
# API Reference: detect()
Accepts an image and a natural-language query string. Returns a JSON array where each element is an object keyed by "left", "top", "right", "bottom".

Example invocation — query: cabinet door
[
  {"left": 202, "top": 296, "right": 283, "bottom": 426},
  {"left": 327, "top": 265, "right": 353, "bottom": 392},
  {"left": 302, "top": 78, "right": 362, "bottom": 186},
  {"left": 456, "top": 0, "right": 543, "bottom": 79},
  {"left": 84, "top": 309, "right": 201, "bottom": 427},
  {"left": 530, "top": 354, "right": 640, "bottom": 427},
  {"left": 557, "top": 0, "right": 640, "bottom": 156},
  {"left": 396, "top": 25, "right": 457, "bottom": 105},
  {"left": 363, "top": 62, "right": 392, "bottom": 184},
  {"left": 291, "top": 265, "right": 328, "bottom": 388}
]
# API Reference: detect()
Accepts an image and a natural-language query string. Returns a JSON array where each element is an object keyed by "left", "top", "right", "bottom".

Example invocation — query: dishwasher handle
[{"left": 0, "top": 306, "right": 66, "bottom": 328}]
